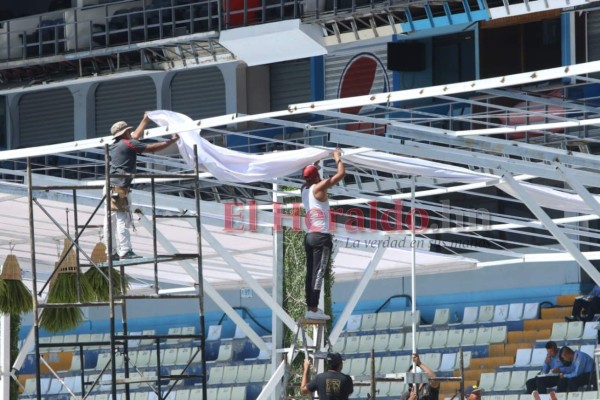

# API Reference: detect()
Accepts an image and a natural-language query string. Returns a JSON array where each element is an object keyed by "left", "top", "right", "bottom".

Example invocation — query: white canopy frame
[{"left": 3, "top": 60, "right": 600, "bottom": 399}]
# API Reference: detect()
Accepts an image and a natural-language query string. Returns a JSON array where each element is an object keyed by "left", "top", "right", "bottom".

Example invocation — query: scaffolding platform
[{"left": 84, "top": 253, "right": 200, "bottom": 267}]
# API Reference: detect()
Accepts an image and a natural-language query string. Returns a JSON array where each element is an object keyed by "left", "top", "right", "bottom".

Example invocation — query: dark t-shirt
[
  {"left": 400, "top": 384, "right": 439, "bottom": 400},
  {"left": 307, "top": 370, "right": 353, "bottom": 400},
  {"left": 109, "top": 139, "right": 147, "bottom": 187}
]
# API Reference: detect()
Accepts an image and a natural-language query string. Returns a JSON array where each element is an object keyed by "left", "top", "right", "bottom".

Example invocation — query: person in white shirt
[{"left": 301, "top": 149, "right": 345, "bottom": 320}]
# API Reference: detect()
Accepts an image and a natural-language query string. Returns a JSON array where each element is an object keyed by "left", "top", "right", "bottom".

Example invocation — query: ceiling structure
[{"left": 2, "top": 61, "right": 600, "bottom": 295}]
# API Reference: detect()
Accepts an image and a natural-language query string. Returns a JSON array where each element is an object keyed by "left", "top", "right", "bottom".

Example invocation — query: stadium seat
[
  {"left": 490, "top": 325, "right": 507, "bottom": 343},
  {"left": 421, "top": 352, "right": 441, "bottom": 370},
  {"left": 507, "top": 303, "right": 525, "bottom": 321},
  {"left": 189, "top": 388, "right": 203, "bottom": 399},
  {"left": 136, "top": 349, "right": 152, "bottom": 368},
  {"left": 348, "top": 357, "right": 367, "bottom": 376},
  {"left": 233, "top": 324, "right": 247, "bottom": 339},
  {"left": 388, "top": 381, "right": 407, "bottom": 397},
  {"left": 344, "top": 335, "right": 360, "bottom": 354},
  {"left": 581, "top": 391, "right": 597, "bottom": 400},
  {"left": 250, "top": 363, "right": 266, "bottom": 382},
  {"left": 379, "top": 355, "right": 396, "bottom": 374},
  {"left": 377, "top": 382, "right": 391, "bottom": 397},
  {"left": 446, "top": 329, "right": 463, "bottom": 348},
  {"left": 207, "top": 387, "right": 219, "bottom": 400},
  {"left": 461, "top": 328, "right": 478, "bottom": 346},
  {"left": 215, "top": 343, "right": 234, "bottom": 362},
  {"left": 565, "top": 321, "right": 584, "bottom": 340},
  {"left": 231, "top": 385, "right": 247, "bottom": 400},
  {"left": 332, "top": 336, "right": 346, "bottom": 353},
  {"left": 219, "top": 385, "right": 233, "bottom": 400},
  {"left": 222, "top": 365, "right": 239, "bottom": 384},
  {"left": 403, "top": 332, "right": 414, "bottom": 351},
  {"left": 439, "top": 352, "right": 457, "bottom": 371},
  {"left": 493, "top": 304, "right": 509, "bottom": 323},
  {"left": 236, "top": 363, "right": 253, "bottom": 383},
  {"left": 389, "top": 311, "right": 405, "bottom": 329},
  {"left": 475, "top": 327, "right": 492, "bottom": 345},
  {"left": 358, "top": 334, "right": 375, "bottom": 353},
  {"left": 375, "top": 312, "right": 391, "bottom": 331},
  {"left": 175, "top": 389, "right": 191, "bottom": 400},
  {"left": 163, "top": 348, "right": 178, "bottom": 366},
  {"left": 167, "top": 326, "right": 182, "bottom": 345},
  {"left": 580, "top": 344, "right": 594, "bottom": 358},
  {"left": 530, "top": 348, "right": 547, "bottom": 367},
  {"left": 373, "top": 333, "right": 390, "bottom": 352},
  {"left": 417, "top": 330, "right": 433, "bottom": 349},
  {"left": 478, "top": 305, "right": 495, "bottom": 323},
  {"left": 432, "top": 308, "right": 450, "bottom": 326},
  {"left": 432, "top": 329, "right": 448, "bottom": 348},
  {"left": 388, "top": 332, "right": 404, "bottom": 351},
  {"left": 523, "top": 303, "right": 540, "bottom": 320},
  {"left": 478, "top": 372, "right": 496, "bottom": 391},
  {"left": 569, "top": 392, "right": 583, "bottom": 400},
  {"left": 207, "top": 325, "right": 222, "bottom": 341},
  {"left": 403, "top": 310, "right": 421, "bottom": 328},
  {"left": 138, "top": 329, "right": 156, "bottom": 346},
  {"left": 549, "top": 322, "right": 568, "bottom": 342},
  {"left": 360, "top": 313, "right": 377, "bottom": 331},
  {"left": 512, "top": 348, "right": 532, "bottom": 368},
  {"left": 396, "top": 354, "right": 411, "bottom": 372},
  {"left": 507, "top": 369, "right": 527, "bottom": 391},
  {"left": 208, "top": 365, "right": 224, "bottom": 385},
  {"left": 175, "top": 347, "right": 194, "bottom": 365},
  {"left": 492, "top": 370, "right": 511, "bottom": 391},
  {"left": 462, "top": 306, "right": 479, "bottom": 324},
  {"left": 581, "top": 322, "right": 598, "bottom": 340},
  {"left": 346, "top": 315, "right": 362, "bottom": 332}
]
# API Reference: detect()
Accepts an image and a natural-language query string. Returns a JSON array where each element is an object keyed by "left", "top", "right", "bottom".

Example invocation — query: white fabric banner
[
  {"left": 149, "top": 110, "right": 600, "bottom": 214},
  {"left": 148, "top": 110, "right": 329, "bottom": 183}
]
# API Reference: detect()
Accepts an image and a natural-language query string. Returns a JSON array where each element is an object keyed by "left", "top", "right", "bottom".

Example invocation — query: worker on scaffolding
[
  {"left": 301, "top": 148, "right": 345, "bottom": 320},
  {"left": 104, "top": 113, "right": 179, "bottom": 260}
]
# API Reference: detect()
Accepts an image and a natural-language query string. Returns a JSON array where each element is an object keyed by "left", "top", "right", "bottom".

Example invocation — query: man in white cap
[
  {"left": 104, "top": 113, "right": 179, "bottom": 260},
  {"left": 301, "top": 149, "right": 345, "bottom": 320}
]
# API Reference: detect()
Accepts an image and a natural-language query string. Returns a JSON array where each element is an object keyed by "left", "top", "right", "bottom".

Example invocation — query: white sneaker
[{"left": 305, "top": 309, "right": 331, "bottom": 320}]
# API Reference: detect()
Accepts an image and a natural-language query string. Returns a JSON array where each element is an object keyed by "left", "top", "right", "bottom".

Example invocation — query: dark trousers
[
  {"left": 572, "top": 297, "right": 600, "bottom": 321},
  {"left": 526, "top": 375, "right": 560, "bottom": 394},
  {"left": 304, "top": 232, "right": 332, "bottom": 308},
  {"left": 557, "top": 372, "right": 593, "bottom": 392}
]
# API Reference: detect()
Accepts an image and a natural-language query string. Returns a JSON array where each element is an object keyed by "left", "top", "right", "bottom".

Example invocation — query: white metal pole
[
  {"left": 1, "top": 314, "right": 10, "bottom": 400},
  {"left": 411, "top": 176, "right": 417, "bottom": 362}
]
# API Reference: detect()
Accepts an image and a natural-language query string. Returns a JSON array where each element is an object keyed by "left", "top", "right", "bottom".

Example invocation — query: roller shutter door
[
  {"left": 95, "top": 77, "right": 156, "bottom": 137},
  {"left": 270, "top": 59, "right": 311, "bottom": 112},
  {"left": 171, "top": 67, "right": 226, "bottom": 120},
  {"left": 19, "top": 88, "right": 74, "bottom": 148},
  {"left": 588, "top": 11, "right": 600, "bottom": 62}
]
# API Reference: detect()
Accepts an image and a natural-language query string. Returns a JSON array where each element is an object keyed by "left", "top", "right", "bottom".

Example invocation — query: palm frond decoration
[
  {"left": 84, "top": 242, "right": 129, "bottom": 301},
  {"left": 39, "top": 239, "right": 95, "bottom": 333},
  {"left": 0, "top": 255, "right": 33, "bottom": 315}
]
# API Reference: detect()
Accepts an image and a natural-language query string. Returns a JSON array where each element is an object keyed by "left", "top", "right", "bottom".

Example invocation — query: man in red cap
[{"left": 301, "top": 149, "right": 345, "bottom": 320}]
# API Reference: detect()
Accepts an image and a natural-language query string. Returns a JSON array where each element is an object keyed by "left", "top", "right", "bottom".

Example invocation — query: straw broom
[
  {"left": 84, "top": 242, "right": 128, "bottom": 301},
  {"left": 0, "top": 254, "right": 32, "bottom": 315},
  {"left": 39, "top": 239, "right": 95, "bottom": 333}
]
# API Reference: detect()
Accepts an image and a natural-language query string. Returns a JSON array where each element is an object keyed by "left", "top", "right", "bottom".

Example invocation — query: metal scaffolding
[{"left": 22, "top": 146, "right": 207, "bottom": 400}]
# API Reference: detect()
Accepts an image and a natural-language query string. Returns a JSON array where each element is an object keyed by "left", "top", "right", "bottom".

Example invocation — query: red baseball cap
[{"left": 303, "top": 165, "right": 319, "bottom": 180}]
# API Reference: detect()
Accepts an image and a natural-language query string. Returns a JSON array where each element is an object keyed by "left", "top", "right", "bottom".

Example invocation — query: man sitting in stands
[
  {"left": 525, "top": 341, "right": 565, "bottom": 394},
  {"left": 556, "top": 346, "right": 595, "bottom": 393},
  {"left": 565, "top": 284, "right": 600, "bottom": 322}
]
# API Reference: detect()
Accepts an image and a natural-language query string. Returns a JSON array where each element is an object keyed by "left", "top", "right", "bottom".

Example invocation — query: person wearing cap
[
  {"left": 301, "top": 149, "right": 345, "bottom": 320},
  {"left": 565, "top": 284, "right": 600, "bottom": 322},
  {"left": 103, "top": 113, "right": 179, "bottom": 260},
  {"left": 301, "top": 352, "right": 353, "bottom": 399},
  {"left": 525, "top": 341, "right": 564, "bottom": 394},
  {"left": 556, "top": 346, "right": 595, "bottom": 393},
  {"left": 400, "top": 353, "right": 440, "bottom": 400},
  {"left": 465, "top": 385, "right": 482, "bottom": 400}
]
